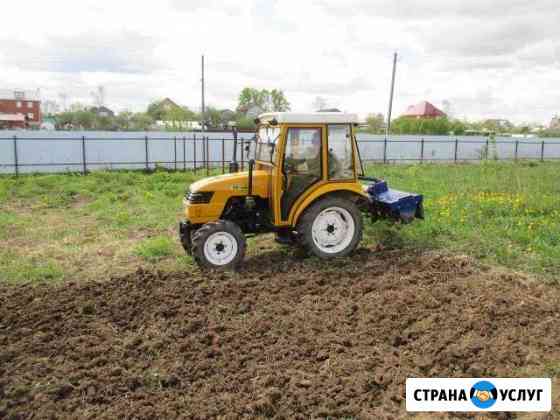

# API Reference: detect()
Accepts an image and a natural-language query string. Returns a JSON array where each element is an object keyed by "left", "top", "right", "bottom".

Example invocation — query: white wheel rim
[
  {"left": 203, "top": 231, "right": 238, "bottom": 266},
  {"left": 311, "top": 206, "right": 355, "bottom": 254}
]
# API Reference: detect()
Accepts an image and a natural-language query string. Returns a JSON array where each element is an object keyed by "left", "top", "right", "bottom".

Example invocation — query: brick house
[{"left": 0, "top": 89, "right": 41, "bottom": 129}]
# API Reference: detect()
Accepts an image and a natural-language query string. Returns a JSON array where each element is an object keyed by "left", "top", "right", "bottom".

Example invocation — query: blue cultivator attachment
[{"left": 365, "top": 179, "right": 424, "bottom": 224}]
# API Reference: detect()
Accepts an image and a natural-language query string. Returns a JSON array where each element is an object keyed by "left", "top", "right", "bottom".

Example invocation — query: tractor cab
[
  {"left": 180, "top": 112, "right": 423, "bottom": 270},
  {"left": 254, "top": 112, "right": 364, "bottom": 227}
]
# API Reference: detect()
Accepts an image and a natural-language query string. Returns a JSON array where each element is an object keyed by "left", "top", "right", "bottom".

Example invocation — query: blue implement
[{"left": 366, "top": 180, "right": 424, "bottom": 223}]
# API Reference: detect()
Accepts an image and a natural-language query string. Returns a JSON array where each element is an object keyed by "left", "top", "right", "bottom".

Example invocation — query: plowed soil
[{"left": 1, "top": 249, "right": 559, "bottom": 419}]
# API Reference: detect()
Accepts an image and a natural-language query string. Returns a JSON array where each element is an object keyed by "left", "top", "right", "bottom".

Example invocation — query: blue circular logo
[{"left": 470, "top": 381, "right": 498, "bottom": 409}]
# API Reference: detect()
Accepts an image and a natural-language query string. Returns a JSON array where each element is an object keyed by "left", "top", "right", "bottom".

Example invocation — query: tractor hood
[{"left": 189, "top": 170, "right": 270, "bottom": 198}]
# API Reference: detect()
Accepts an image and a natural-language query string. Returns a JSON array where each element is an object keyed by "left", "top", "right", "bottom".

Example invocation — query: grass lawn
[{"left": 1, "top": 161, "right": 559, "bottom": 284}]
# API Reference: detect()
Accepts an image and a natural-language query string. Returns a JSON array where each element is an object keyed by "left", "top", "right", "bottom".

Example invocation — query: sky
[{"left": 1, "top": 0, "right": 559, "bottom": 124}]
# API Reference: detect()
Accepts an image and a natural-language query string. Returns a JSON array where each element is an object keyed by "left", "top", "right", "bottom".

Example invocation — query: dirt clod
[{"left": 1, "top": 249, "right": 559, "bottom": 418}]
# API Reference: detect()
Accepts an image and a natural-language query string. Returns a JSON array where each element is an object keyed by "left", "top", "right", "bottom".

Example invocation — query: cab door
[{"left": 277, "top": 126, "right": 324, "bottom": 223}]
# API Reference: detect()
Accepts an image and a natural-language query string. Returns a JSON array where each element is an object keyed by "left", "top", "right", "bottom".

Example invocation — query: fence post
[
  {"left": 193, "top": 134, "right": 197, "bottom": 173},
  {"left": 485, "top": 138, "right": 489, "bottom": 160},
  {"left": 240, "top": 138, "right": 245, "bottom": 171},
  {"left": 206, "top": 136, "right": 210, "bottom": 176},
  {"left": 540, "top": 141, "right": 545, "bottom": 162},
  {"left": 144, "top": 135, "right": 149, "bottom": 171},
  {"left": 173, "top": 136, "right": 177, "bottom": 171},
  {"left": 183, "top": 136, "right": 186, "bottom": 171},
  {"left": 383, "top": 136, "right": 387, "bottom": 164},
  {"left": 12, "top": 135, "right": 19, "bottom": 176},
  {"left": 514, "top": 140, "right": 519, "bottom": 162},
  {"left": 81, "top": 136, "right": 87, "bottom": 175},
  {"left": 202, "top": 135, "right": 206, "bottom": 173},
  {"left": 454, "top": 138, "right": 458, "bottom": 163},
  {"left": 420, "top": 138, "right": 424, "bottom": 163},
  {"left": 222, "top": 138, "right": 225, "bottom": 174}
]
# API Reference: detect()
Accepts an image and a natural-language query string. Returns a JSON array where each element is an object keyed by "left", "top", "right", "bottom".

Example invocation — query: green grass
[
  {"left": 134, "top": 236, "right": 176, "bottom": 262},
  {"left": 0, "top": 162, "right": 559, "bottom": 284},
  {"left": 363, "top": 161, "right": 560, "bottom": 279}
]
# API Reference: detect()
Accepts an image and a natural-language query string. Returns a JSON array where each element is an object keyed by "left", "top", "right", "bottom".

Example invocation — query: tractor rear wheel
[
  {"left": 191, "top": 220, "right": 246, "bottom": 270},
  {"left": 297, "top": 196, "right": 362, "bottom": 258}
]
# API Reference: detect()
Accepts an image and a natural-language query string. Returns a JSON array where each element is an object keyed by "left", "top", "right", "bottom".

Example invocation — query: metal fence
[{"left": 1, "top": 133, "right": 560, "bottom": 175}]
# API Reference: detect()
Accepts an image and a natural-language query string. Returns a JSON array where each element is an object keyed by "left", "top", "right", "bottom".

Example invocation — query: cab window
[
  {"left": 256, "top": 125, "right": 280, "bottom": 163},
  {"left": 327, "top": 124, "right": 354, "bottom": 179},
  {"left": 280, "top": 127, "right": 322, "bottom": 220}
]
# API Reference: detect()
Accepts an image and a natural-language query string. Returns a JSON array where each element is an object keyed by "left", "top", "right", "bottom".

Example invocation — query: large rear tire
[
  {"left": 191, "top": 220, "right": 246, "bottom": 270},
  {"left": 296, "top": 196, "right": 363, "bottom": 258}
]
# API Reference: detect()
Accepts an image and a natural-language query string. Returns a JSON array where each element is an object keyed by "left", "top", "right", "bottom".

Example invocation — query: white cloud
[{"left": 0, "top": 0, "right": 558, "bottom": 123}]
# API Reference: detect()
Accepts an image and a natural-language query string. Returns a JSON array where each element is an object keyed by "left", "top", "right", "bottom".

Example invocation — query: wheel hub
[
  {"left": 311, "top": 206, "right": 356, "bottom": 254},
  {"left": 204, "top": 232, "right": 238, "bottom": 266}
]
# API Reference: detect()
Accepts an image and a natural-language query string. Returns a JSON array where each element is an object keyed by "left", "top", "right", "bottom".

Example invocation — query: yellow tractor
[{"left": 180, "top": 112, "right": 423, "bottom": 269}]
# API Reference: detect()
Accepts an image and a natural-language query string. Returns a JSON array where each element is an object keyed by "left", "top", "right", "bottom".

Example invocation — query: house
[
  {"left": 550, "top": 116, "right": 560, "bottom": 130},
  {"left": 0, "top": 114, "right": 26, "bottom": 130},
  {"left": 238, "top": 104, "right": 265, "bottom": 119},
  {"left": 154, "top": 120, "right": 203, "bottom": 130},
  {"left": 401, "top": 101, "right": 446, "bottom": 119},
  {"left": 0, "top": 89, "right": 41, "bottom": 129},
  {"left": 90, "top": 106, "right": 114, "bottom": 118},
  {"left": 159, "top": 98, "right": 182, "bottom": 113}
]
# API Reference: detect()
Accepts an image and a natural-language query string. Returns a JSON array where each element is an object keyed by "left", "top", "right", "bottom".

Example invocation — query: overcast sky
[{"left": 2, "top": 0, "right": 559, "bottom": 124}]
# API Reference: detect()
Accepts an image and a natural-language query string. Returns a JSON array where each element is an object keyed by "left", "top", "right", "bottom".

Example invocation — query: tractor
[{"left": 179, "top": 112, "right": 423, "bottom": 269}]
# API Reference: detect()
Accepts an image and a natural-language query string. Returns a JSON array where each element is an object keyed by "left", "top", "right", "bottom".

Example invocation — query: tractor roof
[{"left": 258, "top": 112, "right": 359, "bottom": 124}]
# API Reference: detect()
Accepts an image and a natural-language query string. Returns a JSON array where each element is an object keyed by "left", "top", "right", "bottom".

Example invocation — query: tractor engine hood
[{"left": 189, "top": 170, "right": 270, "bottom": 199}]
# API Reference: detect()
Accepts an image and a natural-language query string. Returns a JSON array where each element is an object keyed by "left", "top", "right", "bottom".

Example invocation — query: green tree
[
  {"left": 270, "top": 89, "right": 290, "bottom": 111},
  {"left": 115, "top": 111, "right": 134, "bottom": 131},
  {"left": 74, "top": 110, "right": 96, "bottom": 130},
  {"left": 202, "top": 106, "right": 224, "bottom": 129},
  {"left": 365, "top": 113, "right": 385, "bottom": 133},
  {"left": 130, "top": 113, "right": 154, "bottom": 131},
  {"left": 147, "top": 101, "right": 167, "bottom": 121},
  {"left": 391, "top": 116, "right": 457, "bottom": 135},
  {"left": 235, "top": 115, "right": 257, "bottom": 130},
  {"left": 237, "top": 87, "right": 290, "bottom": 112}
]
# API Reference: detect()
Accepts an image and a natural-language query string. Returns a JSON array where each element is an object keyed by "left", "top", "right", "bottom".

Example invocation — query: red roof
[{"left": 401, "top": 101, "right": 446, "bottom": 118}]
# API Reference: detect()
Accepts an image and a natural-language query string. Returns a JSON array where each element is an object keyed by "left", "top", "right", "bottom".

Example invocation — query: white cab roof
[{"left": 258, "top": 112, "right": 359, "bottom": 124}]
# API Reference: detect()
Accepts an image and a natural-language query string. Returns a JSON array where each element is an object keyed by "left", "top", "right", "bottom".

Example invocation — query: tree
[
  {"left": 237, "top": 87, "right": 290, "bottom": 113},
  {"left": 147, "top": 101, "right": 167, "bottom": 121},
  {"left": 130, "top": 113, "right": 154, "bottom": 131},
  {"left": 74, "top": 109, "right": 96, "bottom": 130},
  {"left": 365, "top": 113, "right": 385, "bottom": 134},
  {"left": 235, "top": 115, "right": 256, "bottom": 130},
  {"left": 269, "top": 89, "right": 290, "bottom": 111},
  {"left": 238, "top": 88, "right": 266, "bottom": 112},
  {"left": 115, "top": 111, "right": 134, "bottom": 131},
  {"left": 390, "top": 116, "right": 460, "bottom": 135}
]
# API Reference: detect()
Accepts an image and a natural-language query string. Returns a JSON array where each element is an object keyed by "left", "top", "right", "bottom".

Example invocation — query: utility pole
[
  {"left": 201, "top": 55, "right": 205, "bottom": 133},
  {"left": 386, "top": 52, "right": 397, "bottom": 137}
]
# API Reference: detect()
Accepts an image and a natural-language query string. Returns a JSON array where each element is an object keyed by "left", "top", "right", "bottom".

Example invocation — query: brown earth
[{"left": 1, "top": 249, "right": 559, "bottom": 419}]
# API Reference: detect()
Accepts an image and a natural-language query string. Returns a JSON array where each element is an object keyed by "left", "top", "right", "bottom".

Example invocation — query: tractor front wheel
[
  {"left": 191, "top": 220, "right": 246, "bottom": 270},
  {"left": 297, "top": 196, "right": 363, "bottom": 258}
]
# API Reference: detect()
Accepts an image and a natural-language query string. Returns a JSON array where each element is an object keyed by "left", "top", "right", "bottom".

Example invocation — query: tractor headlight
[{"left": 186, "top": 191, "right": 214, "bottom": 204}]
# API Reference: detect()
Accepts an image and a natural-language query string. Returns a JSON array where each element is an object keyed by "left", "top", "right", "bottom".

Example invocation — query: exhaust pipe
[{"left": 229, "top": 126, "right": 240, "bottom": 173}]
